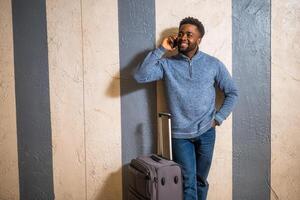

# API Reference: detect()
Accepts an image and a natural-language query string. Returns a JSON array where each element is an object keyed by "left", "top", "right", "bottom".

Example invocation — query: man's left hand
[{"left": 212, "top": 120, "right": 219, "bottom": 128}]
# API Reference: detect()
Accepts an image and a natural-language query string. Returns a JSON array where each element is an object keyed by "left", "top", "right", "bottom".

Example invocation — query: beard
[{"left": 178, "top": 40, "right": 198, "bottom": 54}]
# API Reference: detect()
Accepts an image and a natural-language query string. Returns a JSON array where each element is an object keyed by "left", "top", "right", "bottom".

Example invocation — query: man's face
[{"left": 177, "top": 24, "right": 201, "bottom": 53}]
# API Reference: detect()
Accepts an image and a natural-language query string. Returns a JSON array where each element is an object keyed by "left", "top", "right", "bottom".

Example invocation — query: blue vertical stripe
[
  {"left": 118, "top": 0, "right": 156, "bottom": 199},
  {"left": 11, "top": 0, "right": 54, "bottom": 199},
  {"left": 232, "top": 0, "right": 271, "bottom": 199}
]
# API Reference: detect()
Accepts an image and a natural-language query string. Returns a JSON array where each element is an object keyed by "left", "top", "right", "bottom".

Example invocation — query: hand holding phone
[
  {"left": 161, "top": 35, "right": 178, "bottom": 51},
  {"left": 171, "top": 37, "right": 178, "bottom": 48}
]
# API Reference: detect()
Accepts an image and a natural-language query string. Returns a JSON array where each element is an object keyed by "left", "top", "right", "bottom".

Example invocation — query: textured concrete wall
[
  {"left": 232, "top": 0, "right": 271, "bottom": 199},
  {"left": 0, "top": 0, "right": 19, "bottom": 199},
  {"left": 46, "top": 0, "right": 86, "bottom": 199},
  {"left": 47, "top": 0, "right": 122, "bottom": 199},
  {"left": 1, "top": 0, "right": 300, "bottom": 199},
  {"left": 82, "top": 0, "right": 122, "bottom": 199},
  {"left": 155, "top": 0, "right": 233, "bottom": 199},
  {"left": 271, "top": 0, "right": 300, "bottom": 199},
  {"left": 12, "top": 0, "right": 54, "bottom": 198}
]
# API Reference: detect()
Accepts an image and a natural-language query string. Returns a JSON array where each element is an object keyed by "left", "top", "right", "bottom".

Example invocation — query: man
[{"left": 134, "top": 17, "right": 238, "bottom": 200}]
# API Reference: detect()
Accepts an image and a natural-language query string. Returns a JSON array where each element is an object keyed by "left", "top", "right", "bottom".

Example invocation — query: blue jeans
[{"left": 172, "top": 127, "right": 216, "bottom": 200}]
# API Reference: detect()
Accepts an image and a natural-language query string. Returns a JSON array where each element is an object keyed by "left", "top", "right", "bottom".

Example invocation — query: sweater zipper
[{"left": 188, "top": 60, "right": 192, "bottom": 78}]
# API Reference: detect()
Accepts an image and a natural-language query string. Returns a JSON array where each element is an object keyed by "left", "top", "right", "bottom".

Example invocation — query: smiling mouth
[{"left": 180, "top": 42, "right": 188, "bottom": 48}]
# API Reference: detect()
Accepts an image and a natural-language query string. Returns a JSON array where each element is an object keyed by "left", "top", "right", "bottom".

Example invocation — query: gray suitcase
[{"left": 128, "top": 112, "right": 183, "bottom": 200}]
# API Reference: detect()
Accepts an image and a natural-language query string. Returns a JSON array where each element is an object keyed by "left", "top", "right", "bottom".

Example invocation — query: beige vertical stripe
[
  {"left": 271, "top": 0, "right": 300, "bottom": 199},
  {"left": 47, "top": 0, "right": 86, "bottom": 199},
  {"left": 0, "top": 0, "right": 19, "bottom": 199},
  {"left": 82, "top": 0, "right": 122, "bottom": 199},
  {"left": 155, "top": 1, "right": 232, "bottom": 199}
]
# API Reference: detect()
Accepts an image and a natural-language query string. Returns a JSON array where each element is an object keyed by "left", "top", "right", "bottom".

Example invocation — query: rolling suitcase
[{"left": 128, "top": 112, "right": 183, "bottom": 200}]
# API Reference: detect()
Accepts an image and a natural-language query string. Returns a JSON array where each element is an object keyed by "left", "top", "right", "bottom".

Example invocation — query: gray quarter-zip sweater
[{"left": 134, "top": 46, "right": 238, "bottom": 139}]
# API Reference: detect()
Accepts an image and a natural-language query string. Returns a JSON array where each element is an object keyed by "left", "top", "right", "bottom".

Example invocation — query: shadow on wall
[
  {"left": 105, "top": 50, "right": 152, "bottom": 98},
  {"left": 105, "top": 49, "right": 158, "bottom": 154},
  {"left": 104, "top": 39, "right": 160, "bottom": 200},
  {"left": 95, "top": 167, "right": 122, "bottom": 200},
  {"left": 215, "top": 86, "right": 225, "bottom": 110},
  {"left": 105, "top": 27, "right": 179, "bottom": 98},
  {"left": 104, "top": 27, "right": 182, "bottom": 161}
]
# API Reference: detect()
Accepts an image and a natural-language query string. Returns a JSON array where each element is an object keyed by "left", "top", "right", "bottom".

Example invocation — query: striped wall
[
  {"left": 271, "top": 0, "right": 300, "bottom": 199},
  {"left": 233, "top": 0, "right": 271, "bottom": 199},
  {"left": 118, "top": 0, "right": 156, "bottom": 199},
  {"left": 12, "top": 0, "right": 54, "bottom": 199},
  {"left": 47, "top": 0, "right": 122, "bottom": 199},
  {"left": 46, "top": 0, "right": 86, "bottom": 199},
  {"left": 0, "top": 0, "right": 19, "bottom": 199},
  {"left": 0, "top": 0, "right": 299, "bottom": 200}
]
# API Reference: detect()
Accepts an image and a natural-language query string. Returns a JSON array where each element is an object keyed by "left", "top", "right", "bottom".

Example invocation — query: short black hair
[{"left": 179, "top": 17, "right": 205, "bottom": 38}]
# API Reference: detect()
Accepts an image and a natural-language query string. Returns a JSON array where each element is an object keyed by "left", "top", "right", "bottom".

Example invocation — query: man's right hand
[{"left": 161, "top": 35, "right": 178, "bottom": 52}]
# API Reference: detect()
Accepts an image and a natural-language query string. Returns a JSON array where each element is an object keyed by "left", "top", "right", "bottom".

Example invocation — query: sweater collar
[{"left": 177, "top": 47, "right": 203, "bottom": 61}]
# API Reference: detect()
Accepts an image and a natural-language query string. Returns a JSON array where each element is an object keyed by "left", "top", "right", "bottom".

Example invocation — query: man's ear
[{"left": 197, "top": 38, "right": 201, "bottom": 45}]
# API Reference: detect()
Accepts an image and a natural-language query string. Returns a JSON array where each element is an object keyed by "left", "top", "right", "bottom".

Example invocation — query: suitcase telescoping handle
[{"left": 157, "top": 112, "right": 172, "bottom": 160}]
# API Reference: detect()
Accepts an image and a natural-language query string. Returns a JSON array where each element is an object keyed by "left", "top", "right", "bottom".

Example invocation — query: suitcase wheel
[
  {"left": 161, "top": 177, "right": 165, "bottom": 185},
  {"left": 174, "top": 176, "right": 179, "bottom": 184}
]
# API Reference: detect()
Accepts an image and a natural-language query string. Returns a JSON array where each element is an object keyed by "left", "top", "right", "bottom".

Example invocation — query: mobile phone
[{"left": 172, "top": 38, "right": 178, "bottom": 48}]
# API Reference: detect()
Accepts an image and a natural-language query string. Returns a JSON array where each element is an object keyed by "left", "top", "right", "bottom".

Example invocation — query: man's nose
[{"left": 180, "top": 33, "right": 188, "bottom": 40}]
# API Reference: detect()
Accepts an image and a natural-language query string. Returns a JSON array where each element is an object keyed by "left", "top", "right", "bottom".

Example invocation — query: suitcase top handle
[{"left": 150, "top": 155, "right": 162, "bottom": 162}]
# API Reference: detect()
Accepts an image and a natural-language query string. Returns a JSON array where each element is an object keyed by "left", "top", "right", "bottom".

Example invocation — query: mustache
[{"left": 178, "top": 40, "right": 189, "bottom": 45}]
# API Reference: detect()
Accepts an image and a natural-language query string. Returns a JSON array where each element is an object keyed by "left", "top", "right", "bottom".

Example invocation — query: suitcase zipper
[
  {"left": 130, "top": 159, "right": 154, "bottom": 198},
  {"left": 131, "top": 159, "right": 151, "bottom": 179},
  {"left": 129, "top": 186, "right": 150, "bottom": 200}
]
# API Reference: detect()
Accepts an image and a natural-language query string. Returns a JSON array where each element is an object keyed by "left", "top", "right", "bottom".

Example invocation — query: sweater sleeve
[
  {"left": 214, "top": 61, "right": 238, "bottom": 125},
  {"left": 134, "top": 46, "right": 166, "bottom": 83}
]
